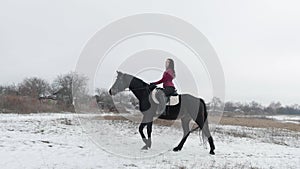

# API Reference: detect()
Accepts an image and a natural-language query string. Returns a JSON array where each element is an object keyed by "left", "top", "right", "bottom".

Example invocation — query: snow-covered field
[{"left": 0, "top": 113, "right": 299, "bottom": 169}]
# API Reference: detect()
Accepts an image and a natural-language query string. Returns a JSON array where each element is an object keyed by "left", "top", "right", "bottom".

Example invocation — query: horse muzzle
[{"left": 109, "top": 89, "right": 116, "bottom": 96}]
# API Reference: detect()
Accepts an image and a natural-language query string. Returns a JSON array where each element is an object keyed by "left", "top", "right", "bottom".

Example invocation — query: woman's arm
[{"left": 152, "top": 71, "right": 173, "bottom": 85}]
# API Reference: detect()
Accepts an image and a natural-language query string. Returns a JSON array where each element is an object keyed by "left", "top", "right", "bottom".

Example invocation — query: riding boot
[{"left": 166, "top": 96, "right": 170, "bottom": 104}]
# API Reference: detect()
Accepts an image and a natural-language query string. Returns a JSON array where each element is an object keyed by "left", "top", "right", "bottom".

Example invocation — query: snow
[
  {"left": 266, "top": 115, "right": 300, "bottom": 124},
  {"left": 0, "top": 113, "right": 299, "bottom": 169}
]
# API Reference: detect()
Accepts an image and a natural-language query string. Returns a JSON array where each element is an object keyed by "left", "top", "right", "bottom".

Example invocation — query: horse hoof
[
  {"left": 173, "top": 147, "right": 181, "bottom": 152},
  {"left": 146, "top": 139, "right": 152, "bottom": 148},
  {"left": 209, "top": 150, "right": 215, "bottom": 155},
  {"left": 141, "top": 145, "right": 149, "bottom": 150}
]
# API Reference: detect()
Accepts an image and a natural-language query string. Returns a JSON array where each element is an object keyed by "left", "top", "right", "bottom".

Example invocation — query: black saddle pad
[
  {"left": 155, "top": 87, "right": 178, "bottom": 97},
  {"left": 157, "top": 95, "right": 181, "bottom": 120}
]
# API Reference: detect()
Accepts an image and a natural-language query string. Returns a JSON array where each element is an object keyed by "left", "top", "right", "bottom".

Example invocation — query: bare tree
[
  {"left": 265, "top": 101, "right": 282, "bottom": 114},
  {"left": 95, "top": 88, "right": 116, "bottom": 111},
  {"left": 249, "top": 101, "right": 264, "bottom": 114},
  {"left": 0, "top": 84, "right": 19, "bottom": 96},
  {"left": 224, "top": 101, "right": 235, "bottom": 112},
  {"left": 18, "top": 77, "right": 51, "bottom": 98},
  {"left": 52, "top": 72, "right": 88, "bottom": 107},
  {"left": 209, "top": 97, "right": 224, "bottom": 110}
]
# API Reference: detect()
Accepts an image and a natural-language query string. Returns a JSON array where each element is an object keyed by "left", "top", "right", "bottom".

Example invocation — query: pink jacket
[{"left": 152, "top": 69, "right": 175, "bottom": 88}]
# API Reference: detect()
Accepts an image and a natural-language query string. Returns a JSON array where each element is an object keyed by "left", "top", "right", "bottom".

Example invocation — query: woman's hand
[{"left": 149, "top": 83, "right": 156, "bottom": 89}]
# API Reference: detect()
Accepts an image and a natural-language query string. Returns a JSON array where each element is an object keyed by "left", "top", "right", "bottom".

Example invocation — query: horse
[{"left": 109, "top": 71, "right": 215, "bottom": 155}]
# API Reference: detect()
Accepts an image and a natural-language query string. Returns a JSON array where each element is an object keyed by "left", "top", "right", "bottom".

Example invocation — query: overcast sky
[{"left": 0, "top": 0, "right": 299, "bottom": 105}]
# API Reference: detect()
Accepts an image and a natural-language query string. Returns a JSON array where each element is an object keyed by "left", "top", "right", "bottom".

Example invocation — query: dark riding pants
[{"left": 162, "top": 86, "right": 176, "bottom": 97}]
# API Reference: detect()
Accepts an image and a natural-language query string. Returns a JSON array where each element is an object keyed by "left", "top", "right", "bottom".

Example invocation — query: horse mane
[
  {"left": 124, "top": 73, "right": 149, "bottom": 87},
  {"left": 122, "top": 73, "right": 152, "bottom": 112}
]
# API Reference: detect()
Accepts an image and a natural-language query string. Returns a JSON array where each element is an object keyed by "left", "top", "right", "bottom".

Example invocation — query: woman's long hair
[{"left": 167, "top": 58, "right": 176, "bottom": 78}]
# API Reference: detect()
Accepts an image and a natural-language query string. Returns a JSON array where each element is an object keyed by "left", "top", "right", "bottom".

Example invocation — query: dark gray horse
[{"left": 109, "top": 71, "right": 215, "bottom": 155}]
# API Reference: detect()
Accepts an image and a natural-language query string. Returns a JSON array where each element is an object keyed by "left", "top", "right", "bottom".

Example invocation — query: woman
[{"left": 150, "top": 58, "right": 176, "bottom": 98}]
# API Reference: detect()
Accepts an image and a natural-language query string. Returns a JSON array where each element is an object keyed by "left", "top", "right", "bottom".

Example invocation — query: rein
[
  {"left": 125, "top": 86, "right": 148, "bottom": 91},
  {"left": 124, "top": 85, "right": 152, "bottom": 92}
]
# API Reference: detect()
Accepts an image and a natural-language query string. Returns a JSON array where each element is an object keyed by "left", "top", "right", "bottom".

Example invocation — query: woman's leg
[
  {"left": 163, "top": 86, "right": 175, "bottom": 97},
  {"left": 157, "top": 87, "right": 175, "bottom": 115}
]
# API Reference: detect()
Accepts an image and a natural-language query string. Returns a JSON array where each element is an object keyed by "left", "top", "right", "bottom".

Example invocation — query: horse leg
[
  {"left": 194, "top": 117, "right": 216, "bottom": 154},
  {"left": 195, "top": 103, "right": 215, "bottom": 155},
  {"left": 200, "top": 98, "right": 215, "bottom": 155},
  {"left": 146, "top": 122, "right": 153, "bottom": 148},
  {"left": 202, "top": 120, "right": 215, "bottom": 155},
  {"left": 173, "top": 117, "right": 191, "bottom": 152},
  {"left": 139, "top": 123, "right": 148, "bottom": 149},
  {"left": 140, "top": 112, "right": 154, "bottom": 150}
]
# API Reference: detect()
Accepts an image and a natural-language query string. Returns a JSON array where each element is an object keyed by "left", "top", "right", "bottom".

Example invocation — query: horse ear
[{"left": 117, "top": 71, "right": 122, "bottom": 75}]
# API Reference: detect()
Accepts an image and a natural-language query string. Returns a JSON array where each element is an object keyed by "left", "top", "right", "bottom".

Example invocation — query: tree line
[
  {"left": 0, "top": 72, "right": 94, "bottom": 113},
  {"left": 1, "top": 73, "right": 299, "bottom": 115},
  {"left": 209, "top": 97, "right": 300, "bottom": 115}
]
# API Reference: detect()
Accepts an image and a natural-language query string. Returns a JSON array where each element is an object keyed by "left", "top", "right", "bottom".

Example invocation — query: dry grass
[
  {"left": 0, "top": 95, "right": 71, "bottom": 113},
  {"left": 219, "top": 116, "right": 300, "bottom": 132},
  {"left": 94, "top": 115, "right": 179, "bottom": 126},
  {"left": 93, "top": 114, "right": 300, "bottom": 132}
]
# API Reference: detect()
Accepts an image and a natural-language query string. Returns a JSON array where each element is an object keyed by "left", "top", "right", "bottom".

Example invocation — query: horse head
[{"left": 109, "top": 71, "right": 134, "bottom": 96}]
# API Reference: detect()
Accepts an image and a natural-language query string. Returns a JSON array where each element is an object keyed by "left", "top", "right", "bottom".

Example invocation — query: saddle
[{"left": 151, "top": 88, "right": 179, "bottom": 106}]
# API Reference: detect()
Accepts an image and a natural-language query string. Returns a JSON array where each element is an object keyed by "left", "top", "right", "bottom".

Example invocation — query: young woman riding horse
[{"left": 109, "top": 70, "right": 215, "bottom": 155}]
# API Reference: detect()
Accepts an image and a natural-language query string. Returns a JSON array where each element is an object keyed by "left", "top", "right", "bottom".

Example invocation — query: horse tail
[
  {"left": 185, "top": 98, "right": 209, "bottom": 149},
  {"left": 200, "top": 98, "right": 208, "bottom": 121},
  {"left": 199, "top": 98, "right": 209, "bottom": 148},
  {"left": 187, "top": 98, "right": 209, "bottom": 138}
]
